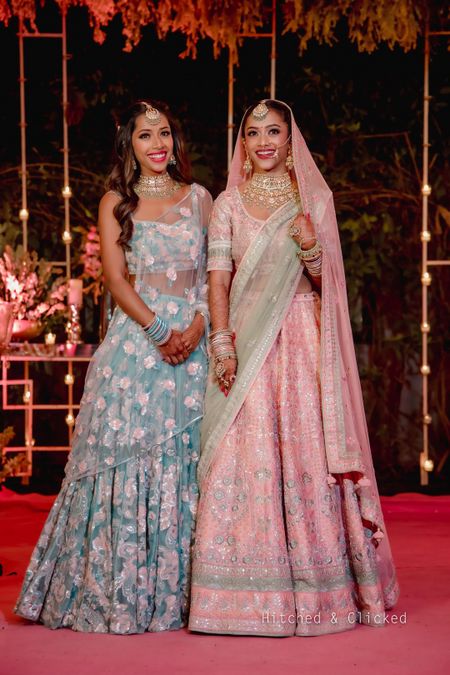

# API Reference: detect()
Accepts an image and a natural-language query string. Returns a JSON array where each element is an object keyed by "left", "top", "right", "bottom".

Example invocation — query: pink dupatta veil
[{"left": 200, "top": 100, "right": 399, "bottom": 608}]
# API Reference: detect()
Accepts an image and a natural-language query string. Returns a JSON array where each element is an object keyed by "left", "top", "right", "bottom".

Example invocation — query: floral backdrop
[{"left": 0, "top": 0, "right": 436, "bottom": 59}]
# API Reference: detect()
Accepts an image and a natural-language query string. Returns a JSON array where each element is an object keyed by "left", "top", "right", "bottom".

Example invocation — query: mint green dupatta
[
  {"left": 198, "top": 199, "right": 301, "bottom": 484},
  {"left": 199, "top": 101, "right": 370, "bottom": 488},
  {"left": 198, "top": 100, "right": 399, "bottom": 609}
]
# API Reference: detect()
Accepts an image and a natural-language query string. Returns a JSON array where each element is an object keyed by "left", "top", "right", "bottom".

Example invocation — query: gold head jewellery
[
  {"left": 133, "top": 172, "right": 181, "bottom": 199},
  {"left": 242, "top": 172, "right": 300, "bottom": 210},
  {"left": 144, "top": 104, "right": 161, "bottom": 125},
  {"left": 252, "top": 101, "right": 270, "bottom": 120}
]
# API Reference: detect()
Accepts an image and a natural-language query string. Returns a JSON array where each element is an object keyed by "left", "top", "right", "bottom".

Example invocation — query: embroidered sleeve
[
  {"left": 193, "top": 186, "right": 213, "bottom": 320},
  {"left": 207, "top": 191, "right": 233, "bottom": 273}
]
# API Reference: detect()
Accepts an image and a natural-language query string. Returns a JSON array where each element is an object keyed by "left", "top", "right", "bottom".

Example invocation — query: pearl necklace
[
  {"left": 241, "top": 172, "right": 300, "bottom": 210},
  {"left": 134, "top": 172, "right": 181, "bottom": 199}
]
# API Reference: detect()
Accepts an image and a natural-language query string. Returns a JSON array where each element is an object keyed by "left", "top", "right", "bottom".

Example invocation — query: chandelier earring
[
  {"left": 168, "top": 154, "right": 177, "bottom": 166},
  {"left": 286, "top": 144, "right": 294, "bottom": 171},
  {"left": 132, "top": 157, "right": 137, "bottom": 171},
  {"left": 243, "top": 144, "right": 253, "bottom": 174}
]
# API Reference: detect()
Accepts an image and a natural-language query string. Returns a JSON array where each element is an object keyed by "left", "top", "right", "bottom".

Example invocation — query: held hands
[
  {"left": 289, "top": 212, "right": 317, "bottom": 249},
  {"left": 158, "top": 314, "right": 205, "bottom": 366},
  {"left": 158, "top": 330, "right": 190, "bottom": 365},
  {"left": 181, "top": 313, "right": 205, "bottom": 354}
]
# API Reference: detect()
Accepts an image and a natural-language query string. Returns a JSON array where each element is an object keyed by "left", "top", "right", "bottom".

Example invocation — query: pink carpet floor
[{"left": 1, "top": 488, "right": 449, "bottom": 675}]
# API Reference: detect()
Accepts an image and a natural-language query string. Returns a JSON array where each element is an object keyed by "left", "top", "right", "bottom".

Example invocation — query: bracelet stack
[
  {"left": 143, "top": 315, "right": 173, "bottom": 346},
  {"left": 208, "top": 328, "right": 237, "bottom": 383},
  {"left": 297, "top": 239, "right": 323, "bottom": 277},
  {"left": 209, "top": 328, "right": 237, "bottom": 362}
]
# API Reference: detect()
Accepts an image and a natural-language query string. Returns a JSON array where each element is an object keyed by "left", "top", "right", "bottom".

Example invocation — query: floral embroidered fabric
[
  {"left": 15, "top": 184, "right": 212, "bottom": 633},
  {"left": 207, "top": 187, "right": 312, "bottom": 293},
  {"left": 189, "top": 189, "right": 399, "bottom": 636}
]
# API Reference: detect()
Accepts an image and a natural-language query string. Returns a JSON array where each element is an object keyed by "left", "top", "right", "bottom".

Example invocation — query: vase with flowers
[{"left": 0, "top": 245, "right": 67, "bottom": 341}]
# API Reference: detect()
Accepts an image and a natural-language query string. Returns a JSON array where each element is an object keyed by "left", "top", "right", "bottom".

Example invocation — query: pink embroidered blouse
[{"left": 207, "top": 187, "right": 312, "bottom": 292}]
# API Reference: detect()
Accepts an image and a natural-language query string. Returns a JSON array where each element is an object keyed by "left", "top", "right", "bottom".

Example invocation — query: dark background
[{"left": 0, "top": 3, "right": 449, "bottom": 494}]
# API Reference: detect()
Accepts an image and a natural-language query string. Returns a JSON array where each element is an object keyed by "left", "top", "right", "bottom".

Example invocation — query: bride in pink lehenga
[{"left": 189, "top": 99, "right": 399, "bottom": 637}]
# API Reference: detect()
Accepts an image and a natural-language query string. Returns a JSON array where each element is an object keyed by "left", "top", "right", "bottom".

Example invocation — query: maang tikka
[
  {"left": 144, "top": 104, "right": 161, "bottom": 125},
  {"left": 252, "top": 101, "right": 269, "bottom": 120}
]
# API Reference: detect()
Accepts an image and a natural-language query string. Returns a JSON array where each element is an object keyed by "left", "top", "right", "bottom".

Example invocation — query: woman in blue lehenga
[{"left": 15, "top": 100, "right": 212, "bottom": 634}]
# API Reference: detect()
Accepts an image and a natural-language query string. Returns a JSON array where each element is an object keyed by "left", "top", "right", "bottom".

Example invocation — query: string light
[
  {"left": 421, "top": 184, "right": 432, "bottom": 196},
  {"left": 62, "top": 185, "right": 72, "bottom": 198},
  {"left": 423, "top": 458, "right": 434, "bottom": 472},
  {"left": 420, "top": 365, "right": 430, "bottom": 375},
  {"left": 64, "top": 373, "right": 74, "bottom": 385},
  {"left": 421, "top": 272, "right": 431, "bottom": 286},
  {"left": 23, "top": 389, "right": 31, "bottom": 403},
  {"left": 62, "top": 230, "right": 72, "bottom": 244},
  {"left": 420, "top": 231, "right": 431, "bottom": 242},
  {"left": 421, "top": 322, "right": 430, "bottom": 333},
  {"left": 65, "top": 413, "right": 75, "bottom": 426},
  {"left": 423, "top": 414, "right": 432, "bottom": 424},
  {"left": 19, "top": 208, "right": 29, "bottom": 221}
]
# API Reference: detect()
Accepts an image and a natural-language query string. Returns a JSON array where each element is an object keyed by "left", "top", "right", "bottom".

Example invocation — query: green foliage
[
  {"left": 1, "top": 0, "right": 445, "bottom": 60},
  {"left": 296, "top": 61, "right": 449, "bottom": 485},
  {"left": 0, "top": 426, "right": 29, "bottom": 486},
  {"left": 0, "top": 163, "right": 106, "bottom": 340},
  {"left": 0, "top": 426, "right": 14, "bottom": 450},
  {"left": 0, "top": 9, "right": 448, "bottom": 491},
  {"left": 282, "top": 0, "right": 428, "bottom": 53}
]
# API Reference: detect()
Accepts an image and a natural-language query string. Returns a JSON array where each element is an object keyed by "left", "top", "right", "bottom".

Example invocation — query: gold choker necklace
[
  {"left": 242, "top": 172, "right": 299, "bottom": 210},
  {"left": 134, "top": 173, "right": 181, "bottom": 199}
]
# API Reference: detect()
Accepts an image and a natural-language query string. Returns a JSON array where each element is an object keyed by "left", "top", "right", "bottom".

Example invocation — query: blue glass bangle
[{"left": 143, "top": 315, "right": 172, "bottom": 346}]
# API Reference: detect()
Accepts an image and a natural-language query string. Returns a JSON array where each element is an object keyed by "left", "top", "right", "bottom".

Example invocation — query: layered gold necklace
[
  {"left": 242, "top": 172, "right": 300, "bottom": 210},
  {"left": 134, "top": 172, "right": 181, "bottom": 199}
]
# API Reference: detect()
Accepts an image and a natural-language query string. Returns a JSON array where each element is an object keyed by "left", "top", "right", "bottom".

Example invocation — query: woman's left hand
[
  {"left": 289, "top": 213, "right": 317, "bottom": 249},
  {"left": 181, "top": 313, "right": 205, "bottom": 355}
]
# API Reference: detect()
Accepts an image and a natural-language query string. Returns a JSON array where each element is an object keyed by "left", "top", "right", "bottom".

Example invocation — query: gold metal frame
[
  {"left": 1, "top": 347, "right": 94, "bottom": 477},
  {"left": 1, "top": 9, "right": 91, "bottom": 479},
  {"left": 18, "top": 9, "right": 72, "bottom": 270},
  {"left": 420, "top": 21, "right": 450, "bottom": 485},
  {"left": 4, "top": 7, "right": 449, "bottom": 486},
  {"left": 227, "top": 0, "right": 277, "bottom": 168}
]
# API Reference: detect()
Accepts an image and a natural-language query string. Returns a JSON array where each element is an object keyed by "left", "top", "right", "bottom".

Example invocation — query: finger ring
[
  {"left": 289, "top": 224, "right": 301, "bottom": 237},
  {"left": 229, "top": 375, "right": 236, "bottom": 383},
  {"left": 215, "top": 362, "right": 226, "bottom": 378}
]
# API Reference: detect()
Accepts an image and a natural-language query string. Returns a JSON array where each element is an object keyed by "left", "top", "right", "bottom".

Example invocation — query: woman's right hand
[
  {"left": 217, "top": 358, "right": 238, "bottom": 396},
  {"left": 159, "top": 330, "right": 190, "bottom": 365},
  {"left": 289, "top": 212, "right": 317, "bottom": 248}
]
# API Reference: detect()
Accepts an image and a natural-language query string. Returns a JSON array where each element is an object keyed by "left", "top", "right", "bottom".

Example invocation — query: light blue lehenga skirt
[{"left": 14, "top": 293, "right": 207, "bottom": 634}]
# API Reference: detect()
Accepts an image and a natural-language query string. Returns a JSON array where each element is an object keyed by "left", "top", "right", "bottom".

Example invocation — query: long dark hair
[
  {"left": 242, "top": 99, "right": 292, "bottom": 136},
  {"left": 107, "top": 99, "right": 192, "bottom": 251}
]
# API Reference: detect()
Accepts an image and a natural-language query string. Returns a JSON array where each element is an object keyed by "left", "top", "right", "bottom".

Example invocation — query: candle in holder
[
  {"left": 68, "top": 279, "right": 83, "bottom": 307},
  {"left": 45, "top": 332, "right": 56, "bottom": 345}
]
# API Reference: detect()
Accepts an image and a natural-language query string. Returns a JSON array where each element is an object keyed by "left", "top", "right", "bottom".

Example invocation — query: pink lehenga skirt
[{"left": 189, "top": 292, "right": 397, "bottom": 637}]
